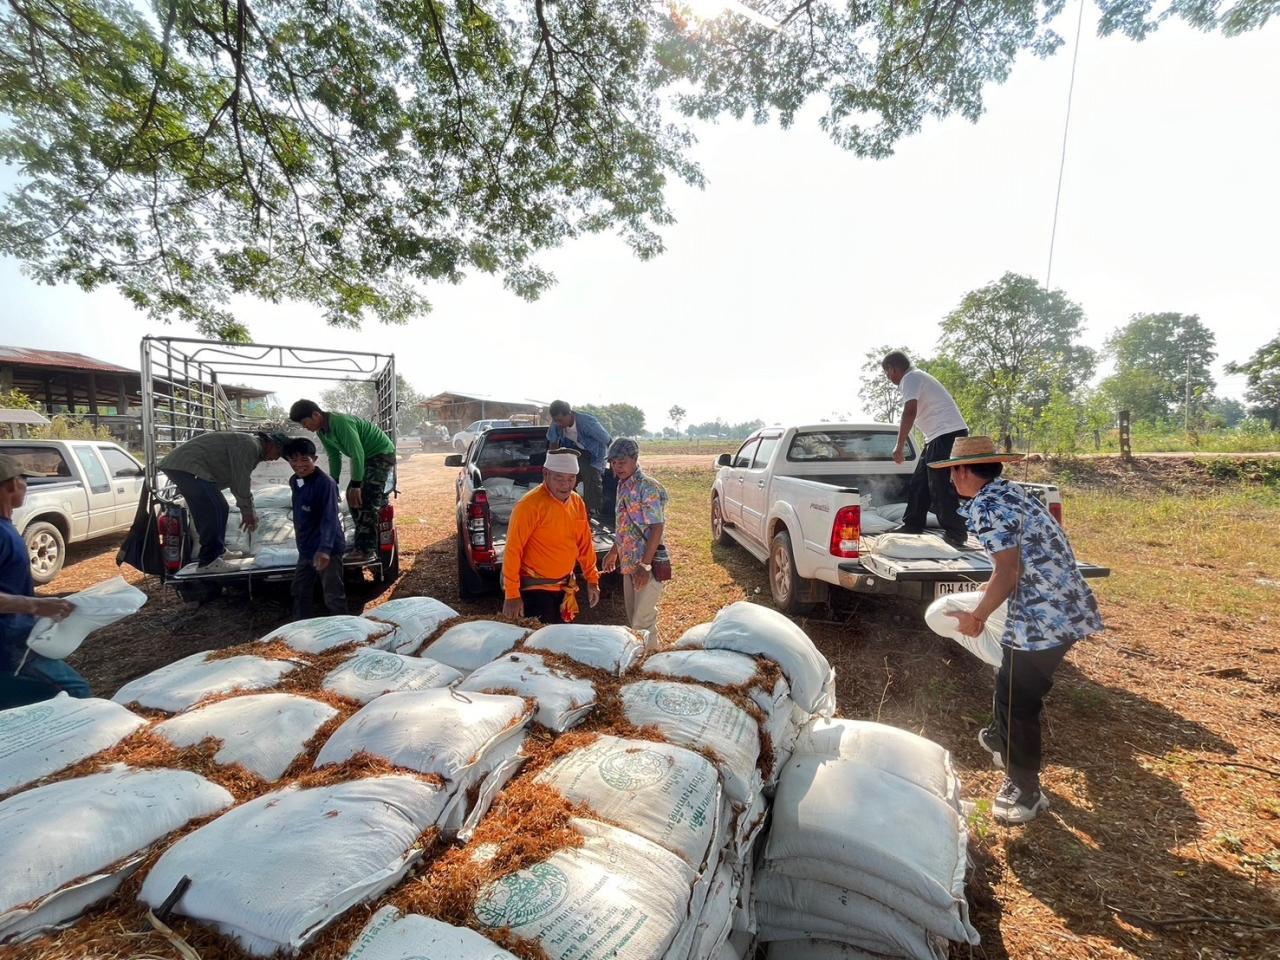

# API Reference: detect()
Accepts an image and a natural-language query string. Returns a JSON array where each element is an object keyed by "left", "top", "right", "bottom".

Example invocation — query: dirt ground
[{"left": 45, "top": 453, "right": 1280, "bottom": 959}]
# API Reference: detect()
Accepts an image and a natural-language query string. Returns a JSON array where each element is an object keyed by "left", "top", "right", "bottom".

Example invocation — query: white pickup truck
[{"left": 711, "top": 423, "right": 1109, "bottom": 613}]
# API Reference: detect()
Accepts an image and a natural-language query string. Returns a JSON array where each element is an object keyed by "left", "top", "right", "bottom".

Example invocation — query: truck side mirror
[
  {"left": 444, "top": 454, "right": 463, "bottom": 467},
  {"left": 716, "top": 453, "right": 732, "bottom": 467}
]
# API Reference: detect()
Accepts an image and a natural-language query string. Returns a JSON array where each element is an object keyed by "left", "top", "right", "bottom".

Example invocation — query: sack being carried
[
  {"left": 26, "top": 576, "right": 147, "bottom": 660},
  {"left": 923, "top": 592, "right": 1007, "bottom": 668}
]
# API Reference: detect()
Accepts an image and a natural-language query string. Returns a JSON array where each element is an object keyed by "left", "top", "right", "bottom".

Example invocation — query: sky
[{"left": 1, "top": 5, "right": 1277, "bottom": 432}]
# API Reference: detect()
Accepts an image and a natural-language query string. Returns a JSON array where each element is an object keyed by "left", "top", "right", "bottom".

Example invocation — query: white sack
[
  {"left": 674, "top": 622, "right": 713, "bottom": 649},
  {"left": 873, "top": 503, "right": 939, "bottom": 528},
  {"left": 765, "top": 755, "right": 976, "bottom": 944},
  {"left": 473, "top": 818, "right": 697, "bottom": 960},
  {"left": 421, "top": 620, "right": 529, "bottom": 674},
  {"left": 26, "top": 576, "right": 147, "bottom": 660},
  {"left": 0, "top": 766, "right": 233, "bottom": 941},
  {"left": 314, "top": 688, "right": 530, "bottom": 788},
  {"left": 621, "top": 681, "right": 761, "bottom": 805},
  {"left": 458, "top": 653, "right": 595, "bottom": 732},
  {"left": 535, "top": 734, "right": 722, "bottom": 869},
  {"left": 687, "top": 861, "right": 738, "bottom": 960},
  {"left": 141, "top": 776, "right": 448, "bottom": 956},
  {"left": 257, "top": 615, "right": 395, "bottom": 654},
  {"left": 643, "top": 649, "right": 759, "bottom": 688},
  {"left": 870, "top": 533, "right": 963, "bottom": 559},
  {"left": 765, "top": 941, "right": 884, "bottom": 960},
  {"left": 249, "top": 545, "right": 301, "bottom": 567},
  {"left": 112, "top": 651, "right": 296, "bottom": 713},
  {"left": 322, "top": 651, "right": 461, "bottom": 704},
  {"left": 924, "top": 592, "right": 1007, "bottom": 668},
  {"left": 524, "top": 623, "right": 645, "bottom": 675},
  {"left": 154, "top": 693, "right": 337, "bottom": 781},
  {"left": 754, "top": 873, "right": 948, "bottom": 960},
  {"left": 344, "top": 906, "right": 519, "bottom": 960},
  {"left": 792, "top": 718, "right": 962, "bottom": 810},
  {"left": 364, "top": 597, "right": 459, "bottom": 655},
  {"left": 857, "top": 511, "right": 896, "bottom": 534},
  {"left": 0, "top": 694, "right": 145, "bottom": 795},
  {"left": 702, "top": 602, "right": 833, "bottom": 716}
]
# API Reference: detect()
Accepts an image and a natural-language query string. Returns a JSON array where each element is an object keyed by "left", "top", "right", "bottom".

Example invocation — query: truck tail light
[
  {"left": 830, "top": 505, "right": 861, "bottom": 559},
  {"left": 158, "top": 510, "right": 184, "bottom": 572},
  {"left": 1049, "top": 501, "right": 1063, "bottom": 527},
  {"left": 468, "top": 492, "right": 497, "bottom": 565},
  {"left": 378, "top": 503, "right": 396, "bottom": 554}
]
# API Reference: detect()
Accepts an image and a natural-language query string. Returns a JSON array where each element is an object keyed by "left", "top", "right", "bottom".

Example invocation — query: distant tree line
[{"left": 858, "top": 272, "right": 1280, "bottom": 455}]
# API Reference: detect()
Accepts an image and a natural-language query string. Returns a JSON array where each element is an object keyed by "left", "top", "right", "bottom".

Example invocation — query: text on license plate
[{"left": 934, "top": 581, "right": 984, "bottom": 599}]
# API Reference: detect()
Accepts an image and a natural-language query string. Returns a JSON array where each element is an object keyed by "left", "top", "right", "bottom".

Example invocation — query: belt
[{"left": 520, "top": 574, "right": 575, "bottom": 590}]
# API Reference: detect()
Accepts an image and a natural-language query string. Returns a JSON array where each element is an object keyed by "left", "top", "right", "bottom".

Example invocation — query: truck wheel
[
  {"left": 456, "top": 537, "right": 488, "bottom": 599},
  {"left": 710, "top": 495, "right": 731, "bottom": 546},
  {"left": 769, "top": 530, "right": 813, "bottom": 615},
  {"left": 24, "top": 521, "right": 65, "bottom": 585}
]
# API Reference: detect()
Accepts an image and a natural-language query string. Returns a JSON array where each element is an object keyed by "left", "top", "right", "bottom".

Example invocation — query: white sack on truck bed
[
  {"left": 700, "top": 602, "right": 835, "bottom": 716},
  {"left": 112, "top": 651, "right": 297, "bottom": 713},
  {"left": 420, "top": 620, "right": 529, "bottom": 675},
  {"left": 870, "top": 533, "right": 963, "bottom": 559},
  {"left": 792, "top": 718, "right": 962, "bottom": 811},
  {"left": 620, "top": 681, "right": 761, "bottom": 805},
  {"left": 534, "top": 734, "right": 723, "bottom": 869},
  {"left": 0, "top": 694, "right": 145, "bottom": 795},
  {"left": 0, "top": 766, "right": 233, "bottom": 941},
  {"left": 472, "top": 818, "right": 698, "bottom": 960},
  {"left": 363, "top": 597, "right": 459, "bottom": 655},
  {"left": 153, "top": 693, "right": 338, "bottom": 781},
  {"left": 257, "top": 615, "right": 395, "bottom": 655},
  {"left": 322, "top": 651, "right": 461, "bottom": 704},
  {"left": 524, "top": 623, "right": 646, "bottom": 675},
  {"left": 923, "top": 593, "right": 1007, "bottom": 668},
  {"left": 343, "top": 906, "right": 519, "bottom": 960},
  {"left": 458, "top": 652, "right": 596, "bottom": 732},
  {"left": 763, "top": 754, "right": 977, "bottom": 944},
  {"left": 141, "top": 776, "right": 448, "bottom": 957}
]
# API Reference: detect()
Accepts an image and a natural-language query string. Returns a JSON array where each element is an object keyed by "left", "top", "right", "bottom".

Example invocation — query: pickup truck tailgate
[{"left": 850, "top": 535, "right": 1110, "bottom": 583}]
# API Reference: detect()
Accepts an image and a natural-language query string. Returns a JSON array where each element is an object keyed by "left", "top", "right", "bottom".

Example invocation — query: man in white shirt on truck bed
[{"left": 882, "top": 350, "right": 969, "bottom": 548}]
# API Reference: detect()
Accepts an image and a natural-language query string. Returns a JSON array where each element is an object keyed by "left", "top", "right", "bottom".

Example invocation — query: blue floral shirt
[
  {"left": 962, "top": 478, "right": 1104, "bottom": 651},
  {"left": 614, "top": 469, "right": 667, "bottom": 575}
]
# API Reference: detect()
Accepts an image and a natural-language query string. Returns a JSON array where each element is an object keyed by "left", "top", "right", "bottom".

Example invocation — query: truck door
[
  {"left": 70, "top": 445, "right": 118, "bottom": 535},
  {"left": 739, "top": 433, "right": 781, "bottom": 546},
  {"left": 722, "top": 437, "right": 759, "bottom": 526},
  {"left": 99, "top": 445, "right": 146, "bottom": 529}
]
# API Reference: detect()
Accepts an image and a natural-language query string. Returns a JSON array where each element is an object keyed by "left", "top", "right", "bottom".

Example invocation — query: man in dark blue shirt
[
  {"left": 284, "top": 438, "right": 348, "bottom": 618},
  {"left": 0, "top": 454, "right": 86, "bottom": 704}
]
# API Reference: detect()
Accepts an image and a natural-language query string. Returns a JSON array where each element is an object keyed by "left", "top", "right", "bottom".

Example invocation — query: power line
[{"left": 1045, "top": 0, "right": 1088, "bottom": 290}]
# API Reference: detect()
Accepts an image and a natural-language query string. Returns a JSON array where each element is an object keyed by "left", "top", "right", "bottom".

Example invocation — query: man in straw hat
[
  {"left": 159, "top": 430, "right": 290, "bottom": 573},
  {"left": 882, "top": 350, "right": 970, "bottom": 548},
  {"left": 933, "top": 436, "right": 1103, "bottom": 825},
  {"left": 501, "top": 449, "right": 601, "bottom": 624}
]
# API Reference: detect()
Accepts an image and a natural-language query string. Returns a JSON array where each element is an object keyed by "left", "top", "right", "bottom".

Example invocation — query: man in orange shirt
[{"left": 502, "top": 451, "right": 601, "bottom": 623}]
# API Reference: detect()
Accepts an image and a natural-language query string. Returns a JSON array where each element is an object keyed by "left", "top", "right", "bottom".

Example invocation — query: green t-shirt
[{"left": 319, "top": 412, "right": 395, "bottom": 485}]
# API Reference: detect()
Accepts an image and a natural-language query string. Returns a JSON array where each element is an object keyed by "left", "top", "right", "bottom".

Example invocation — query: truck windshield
[
  {"left": 3, "top": 445, "right": 73, "bottom": 484},
  {"left": 787, "top": 431, "right": 912, "bottom": 462}
]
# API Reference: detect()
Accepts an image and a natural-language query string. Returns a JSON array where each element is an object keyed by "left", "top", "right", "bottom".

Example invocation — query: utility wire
[{"left": 1045, "top": 0, "right": 1088, "bottom": 289}]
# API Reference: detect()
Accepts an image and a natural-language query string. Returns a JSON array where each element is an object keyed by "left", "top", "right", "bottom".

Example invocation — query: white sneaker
[
  {"left": 196, "top": 557, "right": 238, "bottom": 574},
  {"left": 993, "top": 778, "right": 1050, "bottom": 825}
]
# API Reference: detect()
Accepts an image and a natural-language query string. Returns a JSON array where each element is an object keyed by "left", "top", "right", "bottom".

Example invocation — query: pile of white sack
[{"left": 2, "top": 597, "right": 978, "bottom": 960}]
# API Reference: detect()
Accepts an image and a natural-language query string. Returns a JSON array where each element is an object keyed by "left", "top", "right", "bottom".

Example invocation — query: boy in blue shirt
[{"left": 284, "top": 438, "right": 347, "bottom": 618}]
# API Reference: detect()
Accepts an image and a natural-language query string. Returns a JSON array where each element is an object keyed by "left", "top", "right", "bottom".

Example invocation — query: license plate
[{"left": 935, "top": 581, "right": 984, "bottom": 599}]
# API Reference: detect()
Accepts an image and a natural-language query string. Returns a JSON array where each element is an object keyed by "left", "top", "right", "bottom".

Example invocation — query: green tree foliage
[
  {"left": 318, "top": 374, "right": 426, "bottom": 433},
  {"left": 577, "top": 402, "right": 645, "bottom": 436},
  {"left": 3, "top": 1, "right": 1266, "bottom": 336},
  {"left": 0, "top": 388, "right": 41, "bottom": 412},
  {"left": 668, "top": 405, "right": 686, "bottom": 433},
  {"left": 1226, "top": 332, "right": 1280, "bottom": 428},
  {"left": 1101, "top": 312, "right": 1217, "bottom": 424},
  {"left": 857, "top": 345, "right": 908, "bottom": 423},
  {"left": 937, "top": 273, "right": 1096, "bottom": 449}
]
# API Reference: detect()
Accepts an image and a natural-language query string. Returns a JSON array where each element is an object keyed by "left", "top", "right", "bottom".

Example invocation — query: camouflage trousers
[{"left": 352, "top": 454, "right": 395, "bottom": 551}]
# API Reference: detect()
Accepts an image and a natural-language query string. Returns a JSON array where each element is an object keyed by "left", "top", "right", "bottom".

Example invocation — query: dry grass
[{"left": 28, "top": 453, "right": 1280, "bottom": 960}]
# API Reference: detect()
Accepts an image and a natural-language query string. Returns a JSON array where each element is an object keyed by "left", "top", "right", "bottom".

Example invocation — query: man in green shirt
[
  {"left": 159, "top": 431, "right": 288, "bottom": 571},
  {"left": 289, "top": 399, "right": 396, "bottom": 562}
]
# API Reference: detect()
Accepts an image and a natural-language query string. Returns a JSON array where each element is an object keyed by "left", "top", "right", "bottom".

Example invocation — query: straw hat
[{"left": 929, "top": 436, "right": 1025, "bottom": 469}]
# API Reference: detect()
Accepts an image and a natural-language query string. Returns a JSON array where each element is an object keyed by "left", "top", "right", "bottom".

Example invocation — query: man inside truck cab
[
  {"left": 289, "top": 400, "right": 396, "bottom": 564},
  {"left": 881, "top": 350, "right": 969, "bottom": 549},
  {"left": 546, "top": 400, "right": 613, "bottom": 526},
  {"left": 159, "top": 431, "right": 289, "bottom": 573}
]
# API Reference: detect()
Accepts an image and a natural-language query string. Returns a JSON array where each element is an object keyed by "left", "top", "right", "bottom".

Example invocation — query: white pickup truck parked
[
  {"left": 2, "top": 439, "right": 146, "bottom": 583},
  {"left": 710, "top": 423, "right": 1109, "bottom": 613}
]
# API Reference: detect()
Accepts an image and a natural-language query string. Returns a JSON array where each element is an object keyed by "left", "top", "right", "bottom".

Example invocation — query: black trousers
[
  {"left": 992, "top": 641, "right": 1073, "bottom": 791},
  {"left": 292, "top": 556, "right": 347, "bottom": 618},
  {"left": 903, "top": 429, "right": 968, "bottom": 542},
  {"left": 579, "top": 465, "right": 604, "bottom": 523},
  {"left": 521, "top": 588, "right": 564, "bottom": 625},
  {"left": 602, "top": 470, "right": 617, "bottom": 529},
  {"left": 167, "top": 469, "right": 228, "bottom": 565}
]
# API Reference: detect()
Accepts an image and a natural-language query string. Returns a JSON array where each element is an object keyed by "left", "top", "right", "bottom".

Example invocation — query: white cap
[{"left": 543, "top": 451, "right": 580, "bottom": 475}]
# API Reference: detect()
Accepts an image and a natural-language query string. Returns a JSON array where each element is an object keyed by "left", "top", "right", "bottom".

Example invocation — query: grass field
[{"left": 39, "top": 453, "right": 1280, "bottom": 959}]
